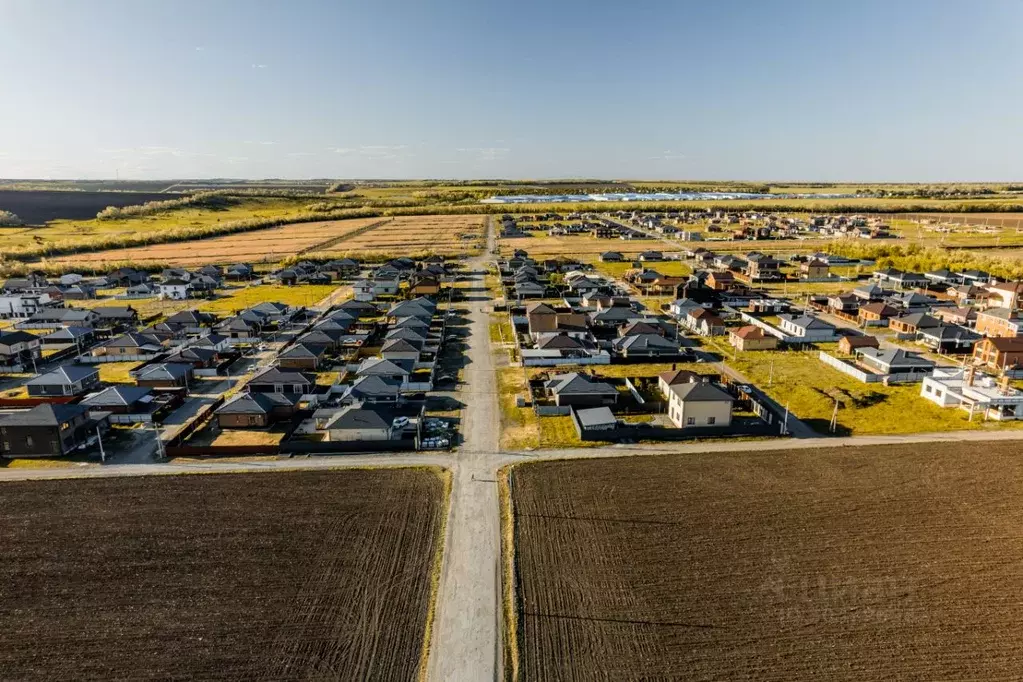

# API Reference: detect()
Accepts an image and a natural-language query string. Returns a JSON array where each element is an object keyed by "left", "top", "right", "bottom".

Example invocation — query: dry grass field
[
  {"left": 0, "top": 468, "right": 446, "bottom": 681},
  {"left": 510, "top": 444, "right": 1023, "bottom": 681},
  {"left": 50, "top": 217, "right": 385, "bottom": 266},
  {"left": 320, "top": 214, "right": 485, "bottom": 258}
]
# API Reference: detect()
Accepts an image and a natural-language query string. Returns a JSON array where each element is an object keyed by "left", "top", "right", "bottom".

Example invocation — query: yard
[
  {"left": 96, "top": 361, "right": 140, "bottom": 385},
  {"left": 197, "top": 283, "right": 341, "bottom": 314},
  {"left": 703, "top": 337, "right": 1023, "bottom": 435},
  {"left": 497, "top": 367, "right": 591, "bottom": 450}
]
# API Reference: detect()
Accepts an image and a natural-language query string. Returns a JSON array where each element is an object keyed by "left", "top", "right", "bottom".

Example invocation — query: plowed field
[
  {"left": 0, "top": 468, "right": 446, "bottom": 681},
  {"left": 320, "top": 215, "right": 484, "bottom": 258},
  {"left": 510, "top": 444, "right": 1023, "bottom": 681},
  {"left": 52, "top": 217, "right": 386, "bottom": 266}
]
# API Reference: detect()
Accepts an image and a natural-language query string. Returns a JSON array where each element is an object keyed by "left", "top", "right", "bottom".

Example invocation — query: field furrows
[
  {"left": 51, "top": 218, "right": 383, "bottom": 266},
  {"left": 511, "top": 445, "right": 1023, "bottom": 681},
  {"left": 0, "top": 469, "right": 445, "bottom": 681}
]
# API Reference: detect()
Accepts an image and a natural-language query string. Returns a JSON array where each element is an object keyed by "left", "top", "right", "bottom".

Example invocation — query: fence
[
  {"left": 520, "top": 351, "right": 611, "bottom": 367},
  {"left": 819, "top": 351, "right": 878, "bottom": 382},
  {"left": 818, "top": 351, "right": 928, "bottom": 385},
  {"left": 77, "top": 353, "right": 160, "bottom": 364},
  {"left": 571, "top": 409, "right": 773, "bottom": 442}
]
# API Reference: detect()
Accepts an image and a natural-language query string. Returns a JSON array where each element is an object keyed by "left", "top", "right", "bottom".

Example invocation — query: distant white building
[{"left": 0, "top": 293, "right": 54, "bottom": 319}]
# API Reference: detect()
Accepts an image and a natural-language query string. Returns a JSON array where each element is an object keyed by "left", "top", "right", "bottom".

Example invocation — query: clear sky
[{"left": 1, "top": 0, "right": 1022, "bottom": 181}]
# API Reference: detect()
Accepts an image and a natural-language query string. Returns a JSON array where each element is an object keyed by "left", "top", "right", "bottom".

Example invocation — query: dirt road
[{"left": 427, "top": 216, "right": 503, "bottom": 682}]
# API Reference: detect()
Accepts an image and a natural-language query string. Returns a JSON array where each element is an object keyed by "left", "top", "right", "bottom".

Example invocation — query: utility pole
[
  {"left": 153, "top": 422, "right": 165, "bottom": 459},
  {"left": 768, "top": 359, "right": 774, "bottom": 387},
  {"left": 782, "top": 401, "right": 789, "bottom": 436},
  {"left": 96, "top": 426, "right": 106, "bottom": 463},
  {"left": 830, "top": 398, "right": 839, "bottom": 433}
]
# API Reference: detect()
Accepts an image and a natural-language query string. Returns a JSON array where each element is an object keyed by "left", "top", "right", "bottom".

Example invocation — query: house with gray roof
[
  {"left": 543, "top": 372, "right": 618, "bottom": 407},
  {"left": 26, "top": 365, "right": 100, "bottom": 397}
]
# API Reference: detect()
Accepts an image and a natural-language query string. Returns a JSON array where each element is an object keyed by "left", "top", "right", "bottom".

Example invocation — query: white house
[
  {"left": 921, "top": 367, "right": 1023, "bottom": 420},
  {"left": 777, "top": 314, "right": 838, "bottom": 342},
  {"left": 158, "top": 278, "right": 192, "bottom": 300},
  {"left": 0, "top": 293, "right": 53, "bottom": 319},
  {"left": 665, "top": 382, "right": 734, "bottom": 429}
]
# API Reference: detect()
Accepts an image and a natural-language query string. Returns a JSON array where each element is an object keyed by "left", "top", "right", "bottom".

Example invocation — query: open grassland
[
  {"left": 510, "top": 445, "right": 1023, "bottom": 681},
  {"left": 51, "top": 217, "right": 384, "bottom": 267},
  {"left": 0, "top": 468, "right": 446, "bottom": 681},
  {"left": 319, "top": 214, "right": 485, "bottom": 258},
  {"left": 703, "top": 339, "right": 1023, "bottom": 435},
  {"left": 1, "top": 197, "right": 315, "bottom": 254}
]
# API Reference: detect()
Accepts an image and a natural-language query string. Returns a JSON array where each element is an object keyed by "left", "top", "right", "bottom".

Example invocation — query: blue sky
[{"left": 1, "top": 0, "right": 1022, "bottom": 181}]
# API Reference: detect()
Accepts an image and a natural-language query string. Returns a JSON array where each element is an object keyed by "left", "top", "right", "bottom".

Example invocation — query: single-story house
[
  {"left": 215, "top": 391, "right": 298, "bottom": 428},
  {"left": 729, "top": 325, "right": 778, "bottom": 351},
  {"left": 544, "top": 372, "right": 618, "bottom": 407},
  {"left": 25, "top": 365, "right": 100, "bottom": 397}
]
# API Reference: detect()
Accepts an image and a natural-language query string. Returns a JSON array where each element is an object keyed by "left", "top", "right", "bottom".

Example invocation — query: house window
[
  {"left": 925, "top": 385, "right": 932, "bottom": 394},
  {"left": 275, "top": 385, "right": 284, "bottom": 393},
  {"left": 686, "top": 417, "right": 695, "bottom": 425},
  {"left": 708, "top": 417, "right": 716, "bottom": 425},
  {"left": 25, "top": 435, "right": 33, "bottom": 448},
  {"left": 293, "top": 384, "right": 304, "bottom": 393}
]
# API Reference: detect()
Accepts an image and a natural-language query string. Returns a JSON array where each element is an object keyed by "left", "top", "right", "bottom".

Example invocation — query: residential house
[
  {"left": 657, "top": 369, "right": 705, "bottom": 396},
  {"left": 827, "top": 294, "right": 859, "bottom": 314},
  {"left": 0, "top": 293, "right": 56, "bottom": 319},
  {"left": 277, "top": 342, "right": 328, "bottom": 370},
  {"left": 247, "top": 367, "right": 314, "bottom": 394},
  {"left": 0, "top": 403, "right": 99, "bottom": 458},
  {"left": 225, "top": 263, "right": 255, "bottom": 280},
  {"left": 934, "top": 306, "right": 977, "bottom": 328},
  {"left": 611, "top": 333, "right": 681, "bottom": 358},
  {"left": 134, "top": 362, "right": 193, "bottom": 389},
  {"left": 638, "top": 250, "right": 664, "bottom": 262},
  {"left": 81, "top": 386, "right": 156, "bottom": 416},
  {"left": 973, "top": 336, "right": 1023, "bottom": 371},
  {"left": 685, "top": 307, "right": 726, "bottom": 337},
  {"left": 544, "top": 372, "right": 618, "bottom": 407},
  {"left": 409, "top": 275, "right": 441, "bottom": 296},
  {"left": 25, "top": 365, "right": 100, "bottom": 397},
  {"left": 26, "top": 308, "right": 99, "bottom": 328},
  {"left": 890, "top": 313, "right": 943, "bottom": 335},
  {"left": 975, "top": 307, "right": 1023, "bottom": 338},
  {"left": 163, "top": 346, "right": 218, "bottom": 369},
  {"left": 355, "top": 357, "right": 413, "bottom": 386},
  {"left": 320, "top": 404, "right": 405, "bottom": 442},
  {"left": 599, "top": 251, "right": 624, "bottom": 262},
  {"left": 729, "top": 325, "right": 778, "bottom": 351},
  {"left": 102, "top": 332, "right": 164, "bottom": 357},
  {"left": 917, "top": 324, "right": 981, "bottom": 354},
  {"left": 745, "top": 253, "right": 784, "bottom": 281},
  {"left": 165, "top": 310, "right": 216, "bottom": 334},
  {"left": 986, "top": 282, "right": 1023, "bottom": 310},
  {"left": 705, "top": 271, "right": 735, "bottom": 291},
  {"left": 801, "top": 259, "right": 830, "bottom": 280},
  {"left": 574, "top": 406, "right": 618, "bottom": 432},
  {"left": 0, "top": 331, "right": 41, "bottom": 367},
  {"left": 924, "top": 268, "right": 962, "bottom": 286},
  {"left": 851, "top": 282, "right": 889, "bottom": 301},
  {"left": 921, "top": 367, "right": 1023, "bottom": 420},
  {"left": 856, "top": 348, "right": 935, "bottom": 375},
  {"left": 41, "top": 325, "right": 94, "bottom": 347},
  {"left": 777, "top": 314, "right": 838, "bottom": 342},
  {"left": 857, "top": 302, "right": 899, "bottom": 325},
  {"left": 665, "top": 382, "right": 733, "bottom": 429},
  {"left": 158, "top": 278, "right": 191, "bottom": 300},
  {"left": 215, "top": 391, "right": 298, "bottom": 428},
  {"left": 838, "top": 335, "right": 880, "bottom": 354},
  {"left": 340, "top": 376, "right": 403, "bottom": 406}
]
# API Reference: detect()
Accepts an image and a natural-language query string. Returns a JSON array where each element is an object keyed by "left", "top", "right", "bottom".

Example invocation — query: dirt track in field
[
  {"left": 511, "top": 444, "right": 1023, "bottom": 681},
  {"left": 0, "top": 468, "right": 445, "bottom": 681}
]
